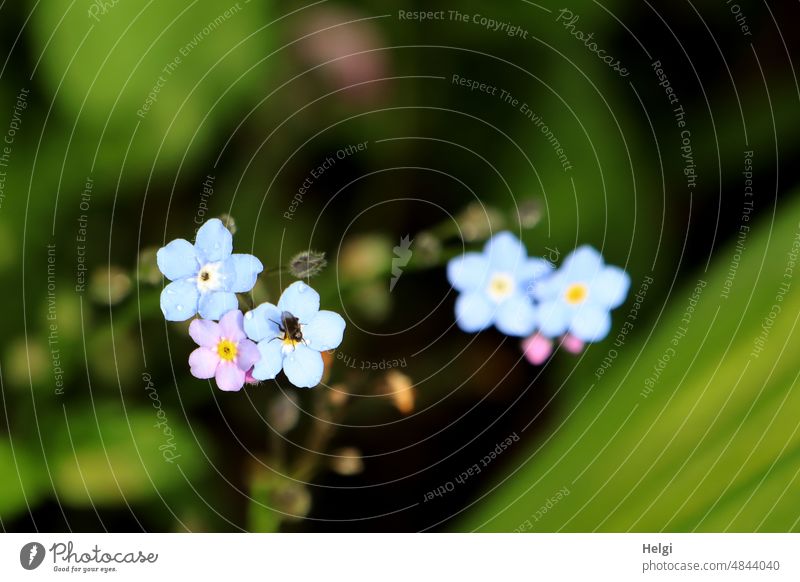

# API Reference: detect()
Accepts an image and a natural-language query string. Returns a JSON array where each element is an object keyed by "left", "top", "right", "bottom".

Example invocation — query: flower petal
[
  {"left": 495, "top": 294, "right": 537, "bottom": 337},
  {"left": 446, "top": 252, "right": 489, "bottom": 292},
  {"left": 537, "top": 300, "right": 571, "bottom": 338},
  {"left": 570, "top": 306, "right": 612, "bottom": 342},
  {"left": 198, "top": 291, "right": 238, "bottom": 321},
  {"left": 561, "top": 334, "right": 586, "bottom": 354},
  {"left": 189, "top": 347, "right": 219, "bottom": 379},
  {"left": 561, "top": 245, "right": 604, "bottom": 281},
  {"left": 215, "top": 363, "right": 246, "bottom": 391},
  {"left": 251, "top": 339, "right": 284, "bottom": 381},
  {"left": 160, "top": 279, "right": 199, "bottom": 321},
  {"left": 189, "top": 318, "right": 220, "bottom": 348},
  {"left": 454, "top": 291, "right": 494, "bottom": 333},
  {"left": 518, "top": 258, "right": 554, "bottom": 291},
  {"left": 194, "top": 218, "right": 233, "bottom": 263},
  {"left": 531, "top": 270, "right": 567, "bottom": 302},
  {"left": 236, "top": 339, "right": 260, "bottom": 370},
  {"left": 303, "top": 310, "right": 345, "bottom": 351},
  {"left": 591, "top": 266, "right": 631, "bottom": 309},
  {"left": 218, "top": 309, "right": 246, "bottom": 342},
  {"left": 522, "top": 334, "right": 553, "bottom": 365},
  {"left": 244, "top": 302, "right": 282, "bottom": 342},
  {"left": 483, "top": 231, "right": 527, "bottom": 271},
  {"left": 283, "top": 345, "right": 324, "bottom": 388},
  {"left": 277, "top": 281, "right": 320, "bottom": 323},
  {"left": 156, "top": 239, "right": 198, "bottom": 281},
  {"left": 223, "top": 253, "right": 264, "bottom": 293}
]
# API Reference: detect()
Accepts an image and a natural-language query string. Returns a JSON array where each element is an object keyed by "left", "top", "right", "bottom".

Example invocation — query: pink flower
[
  {"left": 244, "top": 368, "right": 260, "bottom": 385},
  {"left": 521, "top": 333, "right": 553, "bottom": 366},
  {"left": 561, "top": 334, "right": 586, "bottom": 354},
  {"left": 188, "top": 310, "right": 260, "bottom": 391}
]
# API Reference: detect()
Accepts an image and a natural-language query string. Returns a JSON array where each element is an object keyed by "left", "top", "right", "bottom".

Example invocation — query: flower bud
[
  {"left": 330, "top": 447, "right": 364, "bottom": 476},
  {"left": 137, "top": 247, "right": 161, "bottom": 285},
  {"left": 340, "top": 235, "right": 391, "bottom": 281},
  {"left": 413, "top": 231, "right": 441, "bottom": 266},
  {"left": 378, "top": 370, "right": 415, "bottom": 414},
  {"left": 268, "top": 392, "right": 300, "bottom": 434},
  {"left": 561, "top": 334, "right": 586, "bottom": 354},
  {"left": 289, "top": 250, "right": 327, "bottom": 279},
  {"left": 328, "top": 383, "right": 349, "bottom": 407},
  {"left": 90, "top": 266, "right": 131, "bottom": 305},
  {"left": 517, "top": 198, "right": 543, "bottom": 229},
  {"left": 521, "top": 333, "right": 553, "bottom": 366},
  {"left": 272, "top": 481, "right": 312, "bottom": 520},
  {"left": 5, "top": 338, "right": 48, "bottom": 388},
  {"left": 457, "top": 202, "right": 505, "bottom": 242},
  {"left": 218, "top": 213, "right": 237, "bottom": 235}
]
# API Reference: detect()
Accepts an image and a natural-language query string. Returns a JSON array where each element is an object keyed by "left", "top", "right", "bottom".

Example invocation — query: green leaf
[
  {"left": 51, "top": 403, "right": 210, "bottom": 506},
  {"left": 460, "top": 191, "right": 800, "bottom": 532},
  {"left": 0, "top": 437, "right": 49, "bottom": 521},
  {"left": 511, "top": 28, "right": 664, "bottom": 291},
  {"left": 247, "top": 468, "right": 284, "bottom": 533},
  {"left": 31, "top": 1, "right": 274, "bottom": 175}
]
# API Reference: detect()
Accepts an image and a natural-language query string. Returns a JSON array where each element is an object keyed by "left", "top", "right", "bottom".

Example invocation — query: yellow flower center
[
  {"left": 486, "top": 272, "right": 515, "bottom": 303},
  {"left": 282, "top": 329, "right": 304, "bottom": 351},
  {"left": 216, "top": 339, "right": 238, "bottom": 362},
  {"left": 564, "top": 282, "right": 589, "bottom": 305}
]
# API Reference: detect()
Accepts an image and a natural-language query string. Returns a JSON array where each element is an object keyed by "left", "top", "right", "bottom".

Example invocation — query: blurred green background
[{"left": 1, "top": 0, "right": 799, "bottom": 532}]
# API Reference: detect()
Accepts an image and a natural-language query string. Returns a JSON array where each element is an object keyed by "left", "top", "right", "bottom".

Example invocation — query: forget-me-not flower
[
  {"left": 521, "top": 333, "right": 553, "bottom": 366},
  {"left": 188, "top": 310, "right": 260, "bottom": 392},
  {"left": 244, "top": 281, "right": 346, "bottom": 388},
  {"left": 447, "top": 231, "right": 552, "bottom": 336},
  {"left": 533, "top": 245, "right": 630, "bottom": 342},
  {"left": 157, "top": 218, "right": 263, "bottom": 321}
]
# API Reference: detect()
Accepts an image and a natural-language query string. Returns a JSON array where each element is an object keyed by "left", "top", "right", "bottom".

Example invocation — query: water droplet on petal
[
  {"left": 177, "top": 305, "right": 183, "bottom": 311},
  {"left": 245, "top": 312, "right": 253, "bottom": 319},
  {"left": 298, "top": 285, "right": 306, "bottom": 293}
]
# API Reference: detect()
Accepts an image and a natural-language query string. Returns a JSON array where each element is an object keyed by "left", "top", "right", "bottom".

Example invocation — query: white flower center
[
  {"left": 196, "top": 262, "right": 223, "bottom": 293},
  {"left": 486, "top": 272, "right": 515, "bottom": 303}
]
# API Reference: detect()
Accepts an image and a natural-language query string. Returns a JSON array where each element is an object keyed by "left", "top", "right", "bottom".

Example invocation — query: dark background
[{"left": 1, "top": 0, "right": 799, "bottom": 532}]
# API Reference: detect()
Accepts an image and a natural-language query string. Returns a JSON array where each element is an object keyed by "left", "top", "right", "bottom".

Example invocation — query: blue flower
[
  {"left": 533, "top": 245, "right": 630, "bottom": 342},
  {"left": 447, "top": 231, "right": 552, "bottom": 336},
  {"left": 243, "top": 281, "right": 346, "bottom": 388},
  {"left": 156, "top": 218, "right": 263, "bottom": 321}
]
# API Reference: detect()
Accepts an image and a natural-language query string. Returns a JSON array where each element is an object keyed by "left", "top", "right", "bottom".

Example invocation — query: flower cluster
[
  {"left": 157, "top": 219, "right": 345, "bottom": 391},
  {"left": 447, "top": 232, "right": 630, "bottom": 364}
]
